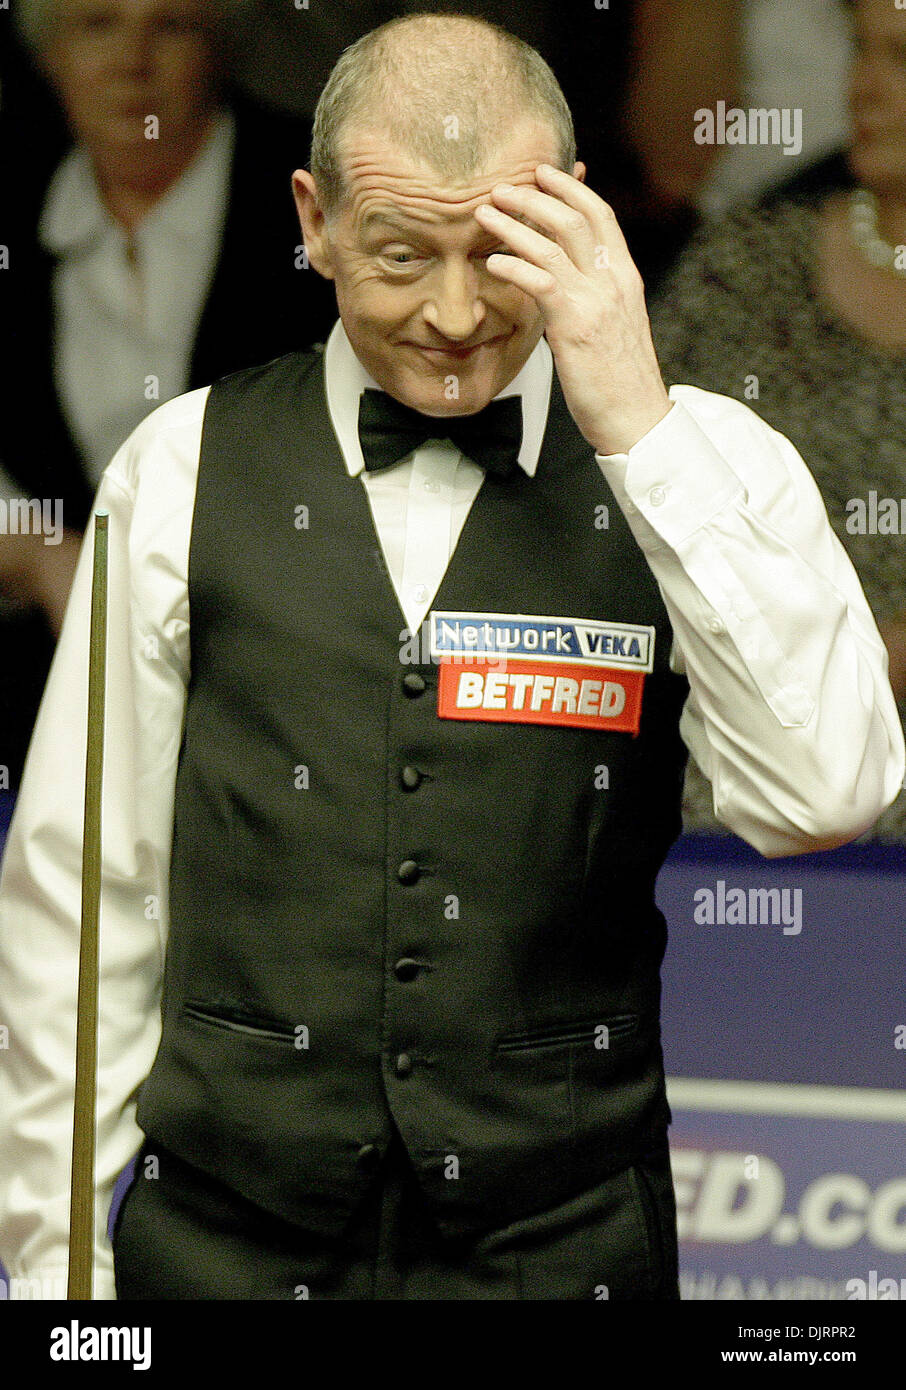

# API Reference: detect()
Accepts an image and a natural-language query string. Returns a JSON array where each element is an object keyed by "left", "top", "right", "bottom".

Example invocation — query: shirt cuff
[{"left": 594, "top": 396, "right": 746, "bottom": 552}]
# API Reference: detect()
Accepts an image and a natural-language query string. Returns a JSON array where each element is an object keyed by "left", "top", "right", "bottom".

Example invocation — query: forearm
[{"left": 596, "top": 387, "right": 906, "bottom": 856}]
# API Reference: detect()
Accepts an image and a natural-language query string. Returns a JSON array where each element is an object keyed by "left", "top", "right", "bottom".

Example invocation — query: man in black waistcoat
[{"left": 0, "top": 13, "right": 902, "bottom": 1302}]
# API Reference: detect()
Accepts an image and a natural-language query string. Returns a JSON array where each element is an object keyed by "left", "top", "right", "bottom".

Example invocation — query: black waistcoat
[{"left": 135, "top": 348, "right": 691, "bottom": 1240}]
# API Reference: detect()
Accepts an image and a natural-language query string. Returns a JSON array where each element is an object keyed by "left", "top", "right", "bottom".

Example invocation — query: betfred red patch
[
  {"left": 437, "top": 657, "right": 647, "bottom": 731},
  {"left": 430, "top": 611, "right": 655, "bottom": 734}
]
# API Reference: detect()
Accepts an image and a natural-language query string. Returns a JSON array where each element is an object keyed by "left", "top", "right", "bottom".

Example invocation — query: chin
[{"left": 407, "top": 376, "right": 499, "bottom": 416}]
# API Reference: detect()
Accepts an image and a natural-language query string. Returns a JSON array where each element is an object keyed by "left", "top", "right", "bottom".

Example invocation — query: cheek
[
  {"left": 500, "top": 285, "right": 544, "bottom": 328},
  {"left": 51, "top": 54, "right": 104, "bottom": 105},
  {"left": 159, "top": 46, "right": 214, "bottom": 99},
  {"left": 337, "top": 266, "right": 418, "bottom": 319}
]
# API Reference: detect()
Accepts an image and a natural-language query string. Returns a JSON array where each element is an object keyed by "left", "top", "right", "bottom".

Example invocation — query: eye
[{"left": 379, "top": 245, "right": 423, "bottom": 268}]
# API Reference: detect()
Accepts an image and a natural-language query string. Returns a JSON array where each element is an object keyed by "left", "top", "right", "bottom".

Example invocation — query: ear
[
  {"left": 573, "top": 161, "right": 587, "bottom": 184},
  {"left": 291, "top": 169, "right": 335, "bottom": 281}
]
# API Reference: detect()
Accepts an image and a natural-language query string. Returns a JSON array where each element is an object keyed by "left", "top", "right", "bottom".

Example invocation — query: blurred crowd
[{"left": 1, "top": 0, "right": 904, "bottom": 842}]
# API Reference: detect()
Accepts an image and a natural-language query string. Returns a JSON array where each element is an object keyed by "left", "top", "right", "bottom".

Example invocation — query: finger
[
  {"left": 482, "top": 250, "right": 558, "bottom": 304},
  {"left": 485, "top": 181, "right": 599, "bottom": 275},
  {"left": 474, "top": 204, "right": 583, "bottom": 292},
  {"left": 533, "top": 164, "right": 637, "bottom": 278}
]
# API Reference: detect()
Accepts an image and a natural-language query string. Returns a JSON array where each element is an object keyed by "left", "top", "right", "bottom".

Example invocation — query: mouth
[{"left": 406, "top": 333, "right": 508, "bottom": 361}]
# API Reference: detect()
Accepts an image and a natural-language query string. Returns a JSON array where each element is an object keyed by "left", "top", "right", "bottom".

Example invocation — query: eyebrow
[
  {"left": 359, "top": 210, "right": 437, "bottom": 240},
  {"left": 359, "top": 205, "right": 546, "bottom": 242}
]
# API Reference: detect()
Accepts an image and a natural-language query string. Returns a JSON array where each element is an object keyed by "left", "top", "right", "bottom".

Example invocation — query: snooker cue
[{"left": 68, "top": 510, "right": 109, "bottom": 1300}]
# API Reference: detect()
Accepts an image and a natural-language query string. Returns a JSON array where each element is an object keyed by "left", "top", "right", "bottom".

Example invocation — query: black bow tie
[{"left": 358, "top": 388, "right": 523, "bottom": 480}]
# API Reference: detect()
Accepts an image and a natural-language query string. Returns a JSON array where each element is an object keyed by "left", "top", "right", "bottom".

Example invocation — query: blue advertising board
[{"left": 658, "top": 834, "right": 906, "bottom": 1300}]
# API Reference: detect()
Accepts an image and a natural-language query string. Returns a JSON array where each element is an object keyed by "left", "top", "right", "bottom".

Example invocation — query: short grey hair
[{"left": 310, "top": 12, "right": 576, "bottom": 221}]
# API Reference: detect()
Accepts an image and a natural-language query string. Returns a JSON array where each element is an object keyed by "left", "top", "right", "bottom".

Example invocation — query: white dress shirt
[
  {"left": 0, "top": 108, "right": 235, "bottom": 504},
  {"left": 325, "top": 315, "right": 553, "bottom": 636},
  {"left": 0, "top": 318, "right": 902, "bottom": 1299}
]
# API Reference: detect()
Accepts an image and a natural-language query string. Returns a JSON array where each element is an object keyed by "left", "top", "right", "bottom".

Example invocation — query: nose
[
  {"left": 422, "top": 259, "right": 485, "bottom": 341},
  {"left": 115, "top": 22, "right": 156, "bottom": 76}
]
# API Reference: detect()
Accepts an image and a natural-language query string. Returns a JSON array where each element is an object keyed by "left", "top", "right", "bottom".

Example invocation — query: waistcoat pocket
[
  {"left": 495, "top": 1013, "right": 639, "bottom": 1053},
  {"left": 181, "top": 1000, "right": 300, "bottom": 1045}
]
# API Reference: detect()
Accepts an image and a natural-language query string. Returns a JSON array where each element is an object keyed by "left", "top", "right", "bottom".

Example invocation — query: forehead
[{"left": 337, "top": 122, "right": 560, "bottom": 228}]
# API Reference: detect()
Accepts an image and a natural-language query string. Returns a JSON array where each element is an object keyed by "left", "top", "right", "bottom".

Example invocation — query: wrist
[{"left": 594, "top": 394, "right": 673, "bottom": 456}]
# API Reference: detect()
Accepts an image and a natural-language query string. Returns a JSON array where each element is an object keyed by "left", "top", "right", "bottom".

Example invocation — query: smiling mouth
[{"left": 409, "top": 334, "right": 507, "bottom": 359}]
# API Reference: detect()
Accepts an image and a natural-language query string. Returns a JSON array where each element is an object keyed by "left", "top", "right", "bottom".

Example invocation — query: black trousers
[{"left": 113, "top": 1128, "right": 680, "bottom": 1300}]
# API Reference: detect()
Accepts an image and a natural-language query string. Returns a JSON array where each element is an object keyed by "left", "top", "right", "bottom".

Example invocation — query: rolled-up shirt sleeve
[
  {"left": 0, "top": 395, "right": 198, "bottom": 1298},
  {"left": 596, "top": 384, "right": 906, "bottom": 857}
]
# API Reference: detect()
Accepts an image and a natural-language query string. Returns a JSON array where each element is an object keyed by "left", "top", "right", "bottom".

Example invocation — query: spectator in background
[
  {"left": 649, "top": 0, "right": 906, "bottom": 843},
  {"left": 623, "top": 1, "right": 742, "bottom": 263},
  {"left": 625, "top": 1, "right": 853, "bottom": 241},
  {"left": 698, "top": 0, "right": 853, "bottom": 217},
  {"left": 0, "top": 0, "right": 337, "bottom": 787}
]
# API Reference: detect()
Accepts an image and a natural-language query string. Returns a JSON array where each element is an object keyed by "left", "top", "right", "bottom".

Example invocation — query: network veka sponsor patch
[{"left": 430, "top": 611, "right": 655, "bottom": 733}]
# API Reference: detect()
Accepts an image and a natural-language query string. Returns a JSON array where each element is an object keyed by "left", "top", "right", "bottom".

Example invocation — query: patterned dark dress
[{"left": 650, "top": 195, "right": 906, "bottom": 843}]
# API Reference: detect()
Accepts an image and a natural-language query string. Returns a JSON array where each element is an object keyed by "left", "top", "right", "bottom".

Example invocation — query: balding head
[{"left": 310, "top": 13, "right": 576, "bottom": 221}]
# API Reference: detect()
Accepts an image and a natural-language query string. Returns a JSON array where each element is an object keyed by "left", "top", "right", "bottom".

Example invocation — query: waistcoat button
[
  {"left": 400, "top": 765, "right": 422, "bottom": 791},
  {"left": 402, "top": 673, "right": 427, "bottom": 697},
  {"left": 395, "top": 1052, "right": 413, "bottom": 1077},
  {"left": 356, "top": 1143, "right": 381, "bottom": 1172},
  {"left": 393, "top": 957, "right": 420, "bottom": 982},
  {"left": 397, "top": 859, "right": 420, "bottom": 884}
]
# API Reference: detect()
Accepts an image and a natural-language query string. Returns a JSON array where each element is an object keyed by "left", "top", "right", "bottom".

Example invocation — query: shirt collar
[
  {"left": 37, "top": 108, "right": 236, "bottom": 255},
  {"left": 324, "top": 317, "right": 553, "bottom": 479}
]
